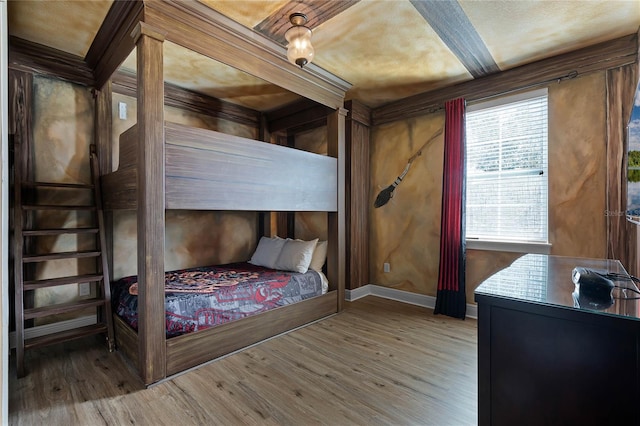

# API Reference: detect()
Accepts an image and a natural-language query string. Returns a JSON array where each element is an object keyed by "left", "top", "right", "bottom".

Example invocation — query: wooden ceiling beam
[
  {"left": 85, "top": 0, "right": 144, "bottom": 90},
  {"left": 8, "top": 37, "right": 94, "bottom": 87},
  {"left": 410, "top": 0, "right": 499, "bottom": 78},
  {"left": 372, "top": 32, "right": 639, "bottom": 126},
  {"left": 254, "top": 0, "right": 360, "bottom": 45}
]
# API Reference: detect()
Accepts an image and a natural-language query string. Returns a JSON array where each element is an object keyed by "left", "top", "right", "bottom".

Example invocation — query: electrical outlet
[
  {"left": 383, "top": 262, "right": 390, "bottom": 273},
  {"left": 78, "top": 282, "right": 91, "bottom": 297},
  {"left": 118, "top": 102, "right": 127, "bottom": 120}
]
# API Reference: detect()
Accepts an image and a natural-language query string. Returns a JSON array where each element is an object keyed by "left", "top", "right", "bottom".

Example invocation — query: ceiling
[{"left": 7, "top": 0, "right": 640, "bottom": 112}]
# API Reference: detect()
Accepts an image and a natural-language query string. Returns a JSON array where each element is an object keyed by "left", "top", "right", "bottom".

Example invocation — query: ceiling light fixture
[{"left": 285, "top": 13, "right": 314, "bottom": 68}]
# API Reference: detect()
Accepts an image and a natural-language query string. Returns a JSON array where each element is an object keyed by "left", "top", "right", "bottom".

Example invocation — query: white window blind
[{"left": 466, "top": 89, "right": 548, "bottom": 243}]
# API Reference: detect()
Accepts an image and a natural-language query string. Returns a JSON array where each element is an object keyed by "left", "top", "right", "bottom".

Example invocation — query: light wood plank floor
[{"left": 9, "top": 296, "right": 478, "bottom": 425}]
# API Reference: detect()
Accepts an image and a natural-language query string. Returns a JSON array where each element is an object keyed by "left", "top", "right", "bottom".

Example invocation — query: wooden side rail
[
  {"left": 101, "top": 122, "right": 338, "bottom": 212},
  {"left": 101, "top": 126, "right": 137, "bottom": 209}
]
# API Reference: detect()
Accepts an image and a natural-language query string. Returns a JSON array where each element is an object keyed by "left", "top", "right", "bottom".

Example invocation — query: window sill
[{"left": 466, "top": 239, "right": 552, "bottom": 254}]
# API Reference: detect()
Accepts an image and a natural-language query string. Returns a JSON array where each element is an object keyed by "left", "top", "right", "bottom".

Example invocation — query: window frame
[{"left": 465, "top": 88, "right": 551, "bottom": 254}]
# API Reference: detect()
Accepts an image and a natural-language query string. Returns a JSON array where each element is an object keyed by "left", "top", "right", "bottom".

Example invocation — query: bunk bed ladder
[{"left": 13, "top": 144, "right": 115, "bottom": 378}]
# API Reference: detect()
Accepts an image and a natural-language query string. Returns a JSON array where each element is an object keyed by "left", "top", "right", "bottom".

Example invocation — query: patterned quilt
[{"left": 111, "top": 262, "right": 325, "bottom": 338}]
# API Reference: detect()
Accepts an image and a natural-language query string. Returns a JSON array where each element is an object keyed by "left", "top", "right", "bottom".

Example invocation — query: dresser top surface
[{"left": 474, "top": 254, "right": 640, "bottom": 320}]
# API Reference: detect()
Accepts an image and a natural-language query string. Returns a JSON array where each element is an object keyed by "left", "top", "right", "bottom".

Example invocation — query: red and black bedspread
[{"left": 111, "top": 262, "right": 325, "bottom": 338}]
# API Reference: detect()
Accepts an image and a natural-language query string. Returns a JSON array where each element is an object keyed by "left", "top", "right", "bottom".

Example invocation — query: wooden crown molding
[
  {"left": 8, "top": 36, "right": 94, "bottom": 87},
  {"left": 9, "top": 39, "right": 262, "bottom": 129},
  {"left": 131, "top": 21, "right": 167, "bottom": 44},
  {"left": 345, "top": 99, "right": 371, "bottom": 127},
  {"left": 85, "top": 0, "right": 144, "bottom": 90},
  {"left": 372, "top": 32, "right": 639, "bottom": 126},
  {"left": 142, "top": 0, "right": 350, "bottom": 110},
  {"left": 112, "top": 70, "right": 261, "bottom": 128},
  {"left": 266, "top": 98, "right": 371, "bottom": 135},
  {"left": 266, "top": 98, "right": 333, "bottom": 133},
  {"left": 9, "top": 2, "right": 143, "bottom": 91}
]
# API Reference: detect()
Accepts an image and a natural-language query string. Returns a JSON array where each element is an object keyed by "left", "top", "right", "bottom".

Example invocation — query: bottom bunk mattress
[{"left": 111, "top": 262, "right": 328, "bottom": 338}]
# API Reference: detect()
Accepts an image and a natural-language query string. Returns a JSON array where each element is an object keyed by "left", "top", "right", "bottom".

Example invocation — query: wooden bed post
[
  {"left": 132, "top": 22, "right": 167, "bottom": 385},
  {"left": 327, "top": 108, "right": 347, "bottom": 311},
  {"left": 344, "top": 100, "right": 371, "bottom": 290}
]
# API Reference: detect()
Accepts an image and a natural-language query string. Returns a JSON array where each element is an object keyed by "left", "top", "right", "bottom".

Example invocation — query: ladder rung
[
  {"left": 22, "top": 181, "right": 93, "bottom": 189},
  {"left": 24, "top": 298, "right": 106, "bottom": 320},
  {"left": 23, "top": 250, "right": 101, "bottom": 263},
  {"left": 22, "top": 227, "right": 99, "bottom": 236},
  {"left": 22, "top": 205, "right": 96, "bottom": 211},
  {"left": 24, "top": 324, "right": 107, "bottom": 350},
  {"left": 14, "top": 145, "right": 115, "bottom": 377},
  {"left": 24, "top": 274, "right": 103, "bottom": 290}
]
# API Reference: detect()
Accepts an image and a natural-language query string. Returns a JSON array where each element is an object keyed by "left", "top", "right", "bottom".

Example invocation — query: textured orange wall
[
  {"left": 547, "top": 72, "right": 607, "bottom": 258},
  {"left": 29, "top": 70, "right": 611, "bottom": 309},
  {"left": 30, "top": 76, "right": 95, "bottom": 317},
  {"left": 370, "top": 72, "right": 609, "bottom": 300},
  {"left": 370, "top": 114, "right": 445, "bottom": 295}
]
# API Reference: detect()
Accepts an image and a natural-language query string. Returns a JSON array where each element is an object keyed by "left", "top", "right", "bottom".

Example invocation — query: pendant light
[{"left": 285, "top": 13, "right": 314, "bottom": 68}]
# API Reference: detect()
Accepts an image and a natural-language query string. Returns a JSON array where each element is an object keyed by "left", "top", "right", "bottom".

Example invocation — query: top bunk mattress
[{"left": 112, "top": 262, "right": 328, "bottom": 338}]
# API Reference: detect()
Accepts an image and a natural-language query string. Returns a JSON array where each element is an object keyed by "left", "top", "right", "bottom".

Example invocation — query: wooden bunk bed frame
[{"left": 96, "top": 1, "right": 350, "bottom": 385}]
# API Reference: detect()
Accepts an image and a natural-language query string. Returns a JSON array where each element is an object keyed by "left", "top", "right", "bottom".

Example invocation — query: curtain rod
[
  {"left": 423, "top": 70, "right": 579, "bottom": 114},
  {"left": 469, "top": 70, "right": 579, "bottom": 104}
]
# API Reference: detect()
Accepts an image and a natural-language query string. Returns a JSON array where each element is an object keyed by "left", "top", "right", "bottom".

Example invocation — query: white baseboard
[
  {"left": 9, "top": 315, "right": 97, "bottom": 349},
  {"left": 346, "top": 284, "right": 477, "bottom": 319}
]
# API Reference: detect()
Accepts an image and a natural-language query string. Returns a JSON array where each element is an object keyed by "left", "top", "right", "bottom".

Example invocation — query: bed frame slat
[{"left": 165, "top": 291, "right": 337, "bottom": 375}]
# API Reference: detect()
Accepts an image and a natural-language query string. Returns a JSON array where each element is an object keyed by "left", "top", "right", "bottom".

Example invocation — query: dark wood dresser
[{"left": 475, "top": 254, "right": 640, "bottom": 426}]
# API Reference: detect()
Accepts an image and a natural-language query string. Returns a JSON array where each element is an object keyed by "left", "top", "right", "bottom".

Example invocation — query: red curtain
[{"left": 434, "top": 97, "right": 466, "bottom": 319}]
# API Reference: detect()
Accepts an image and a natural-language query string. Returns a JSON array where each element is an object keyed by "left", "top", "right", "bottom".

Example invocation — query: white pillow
[
  {"left": 248, "top": 236, "right": 286, "bottom": 269},
  {"left": 274, "top": 238, "right": 318, "bottom": 273},
  {"left": 309, "top": 240, "right": 328, "bottom": 272}
]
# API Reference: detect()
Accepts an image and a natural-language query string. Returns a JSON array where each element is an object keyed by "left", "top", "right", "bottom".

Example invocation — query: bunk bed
[
  {"left": 96, "top": 1, "right": 348, "bottom": 386},
  {"left": 101, "top": 122, "right": 342, "bottom": 380}
]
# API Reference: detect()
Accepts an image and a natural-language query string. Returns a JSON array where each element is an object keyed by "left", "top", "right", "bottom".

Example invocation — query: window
[{"left": 465, "top": 88, "right": 549, "bottom": 251}]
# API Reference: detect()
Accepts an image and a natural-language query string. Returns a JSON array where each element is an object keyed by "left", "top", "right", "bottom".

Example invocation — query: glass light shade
[{"left": 285, "top": 25, "right": 314, "bottom": 68}]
